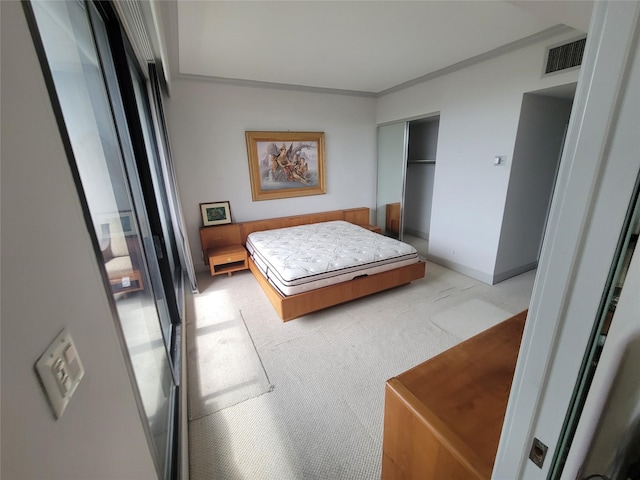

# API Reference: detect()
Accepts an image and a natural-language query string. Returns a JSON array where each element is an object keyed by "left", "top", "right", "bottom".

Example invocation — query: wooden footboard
[{"left": 249, "top": 257, "right": 426, "bottom": 322}]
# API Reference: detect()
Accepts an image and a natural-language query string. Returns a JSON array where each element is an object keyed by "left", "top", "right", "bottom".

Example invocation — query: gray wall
[
  {"left": 158, "top": 0, "right": 379, "bottom": 272},
  {"left": 1, "top": 3, "right": 157, "bottom": 478},
  {"left": 494, "top": 93, "right": 573, "bottom": 282},
  {"left": 377, "top": 30, "right": 581, "bottom": 283},
  {"left": 164, "top": 80, "right": 378, "bottom": 272}
]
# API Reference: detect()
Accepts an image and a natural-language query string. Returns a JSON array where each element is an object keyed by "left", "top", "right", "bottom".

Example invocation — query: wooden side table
[
  {"left": 206, "top": 244, "right": 248, "bottom": 277},
  {"left": 381, "top": 310, "right": 527, "bottom": 479}
]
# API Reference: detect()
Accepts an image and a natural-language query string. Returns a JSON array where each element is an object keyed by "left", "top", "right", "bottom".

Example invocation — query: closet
[{"left": 376, "top": 115, "right": 439, "bottom": 243}]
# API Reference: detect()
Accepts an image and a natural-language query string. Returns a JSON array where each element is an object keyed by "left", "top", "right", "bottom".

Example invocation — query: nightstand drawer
[
  {"left": 212, "top": 251, "right": 246, "bottom": 264},
  {"left": 207, "top": 245, "right": 248, "bottom": 276}
]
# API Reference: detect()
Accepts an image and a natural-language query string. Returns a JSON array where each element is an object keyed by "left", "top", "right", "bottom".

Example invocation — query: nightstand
[
  {"left": 206, "top": 244, "right": 248, "bottom": 276},
  {"left": 362, "top": 224, "right": 383, "bottom": 234}
]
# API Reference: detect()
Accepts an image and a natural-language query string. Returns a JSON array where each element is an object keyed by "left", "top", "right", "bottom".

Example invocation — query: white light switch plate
[{"left": 35, "top": 328, "right": 85, "bottom": 419}]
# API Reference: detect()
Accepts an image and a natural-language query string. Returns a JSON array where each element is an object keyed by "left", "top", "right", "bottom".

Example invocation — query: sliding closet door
[
  {"left": 147, "top": 63, "right": 198, "bottom": 296},
  {"left": 28, "top": 1, "right": 178, "bottom": 477},
  {"left": 377, "top": 122, "right": 408, "bottom": 239}
]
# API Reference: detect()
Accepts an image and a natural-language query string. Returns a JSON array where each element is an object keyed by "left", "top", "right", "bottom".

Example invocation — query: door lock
[{"left": 529, "top": 437, "right": 548, "bottom": 468}]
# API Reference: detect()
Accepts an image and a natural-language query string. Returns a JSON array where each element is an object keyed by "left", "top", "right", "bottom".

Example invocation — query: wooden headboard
[{"left": 199, "top": 207, "right": 371, "bottom": 265}]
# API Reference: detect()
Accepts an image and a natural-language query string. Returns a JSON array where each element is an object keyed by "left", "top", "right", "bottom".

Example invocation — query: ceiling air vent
[{"left": 544, "top": 37, "right": 586, "bottom": 75}]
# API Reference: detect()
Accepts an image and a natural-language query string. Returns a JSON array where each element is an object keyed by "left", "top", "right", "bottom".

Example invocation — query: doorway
[
  {"left": 493, "top": 83, "right": 576, "bottom": 283},
  {"left": 404, "top": 116, "right": 439, "bottom": 254}
]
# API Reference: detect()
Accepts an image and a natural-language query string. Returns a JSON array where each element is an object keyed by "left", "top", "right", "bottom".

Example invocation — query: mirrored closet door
[
  {"left": 376, "top": 122, "right": 407, "bottom": 239},
  {"left": 376, "top": 116, "right": 439, "bottom": 249}
]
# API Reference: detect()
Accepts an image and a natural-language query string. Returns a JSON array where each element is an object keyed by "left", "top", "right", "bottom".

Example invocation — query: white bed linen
[{"left": 246, "top": 220, "right": 419, "bottom": 296}]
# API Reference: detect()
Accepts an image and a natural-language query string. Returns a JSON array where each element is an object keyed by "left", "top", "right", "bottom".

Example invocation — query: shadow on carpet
[{"left": 187, "top": 309, "right": 273, "bottom": 420}]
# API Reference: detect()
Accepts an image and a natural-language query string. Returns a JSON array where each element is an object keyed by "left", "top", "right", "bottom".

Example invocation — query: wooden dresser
[{"left": 381, "top": 310, "right": 527, "bottom": 479}]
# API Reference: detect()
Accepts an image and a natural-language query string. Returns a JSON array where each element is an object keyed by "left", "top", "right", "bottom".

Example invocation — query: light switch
[
  {"left": 63, "top": 343, "right": 81, "bottom": 379},
  {"left": 35, "top": 328, "right": 85, "bottom": 419},
  {"left": 494, "top": 155, "right": 507, "bottom": 166}
]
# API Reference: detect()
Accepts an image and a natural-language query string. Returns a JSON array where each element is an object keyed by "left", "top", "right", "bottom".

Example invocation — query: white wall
[
  {"left": 164, "top": 80, "right": 377, "bottom": 271},
  {"left": 377, "top": 31, "right": 581, "bottom": 283},
  {"left": 494, "top": 93, "right": 573, "bottom": 282},
  {"left": 0, "top": 3, "right": 157, "bottom": 478}
]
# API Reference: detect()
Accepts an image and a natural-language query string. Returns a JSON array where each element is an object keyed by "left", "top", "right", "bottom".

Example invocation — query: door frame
[{"left": 493, "top": 2, "right": 640, "bottom": 478}]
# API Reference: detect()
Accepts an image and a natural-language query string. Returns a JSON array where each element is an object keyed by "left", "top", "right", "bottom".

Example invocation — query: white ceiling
[{"left": 177, "top": 1, "right": 593, "bottom": 95}]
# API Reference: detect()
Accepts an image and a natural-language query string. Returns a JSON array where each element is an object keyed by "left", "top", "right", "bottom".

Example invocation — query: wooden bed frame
[{"left": 199, "top": 207, "right": 426, "bottom": 321}]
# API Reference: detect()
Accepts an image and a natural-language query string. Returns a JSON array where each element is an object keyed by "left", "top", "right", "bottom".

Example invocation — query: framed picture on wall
[
  {"left": 245, "top": 131, "right": 326, "bottom": 201},
  {"left": 96, "top": 211, "right": 137, "bottom": 237},
  {"left": 200, "top": 201, "right": 232, "bottom": 226}
]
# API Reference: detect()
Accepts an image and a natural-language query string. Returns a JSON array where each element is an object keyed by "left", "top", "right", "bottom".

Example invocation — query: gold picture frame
[
  {"left": 200, "top": 201, "right": 232, "bottom": 226},
  {"left": 245, "top": 131, "right": 326, "bottom": 201}
]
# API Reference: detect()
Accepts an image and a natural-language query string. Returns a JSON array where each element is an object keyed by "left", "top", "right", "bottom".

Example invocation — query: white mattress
[{"left": 246, "top": 220, "right": 419, "bottom": 296}]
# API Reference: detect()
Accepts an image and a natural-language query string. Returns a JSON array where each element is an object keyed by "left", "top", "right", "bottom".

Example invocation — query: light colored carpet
[
  {"left": 187, "top": 301, "right": 273, "bottom": 420},
  {"left": 187, "top": 261, "right": 535, "bottom": 479}
]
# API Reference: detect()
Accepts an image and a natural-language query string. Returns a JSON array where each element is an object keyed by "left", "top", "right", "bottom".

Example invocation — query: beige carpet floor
[{"left": 186, "top": 259, "right": 535, "bottom": 479}]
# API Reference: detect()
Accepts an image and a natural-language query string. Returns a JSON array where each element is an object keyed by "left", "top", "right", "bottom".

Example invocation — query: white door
[{"left": 563, "top": 213, "right": 640, "bottom": 478}]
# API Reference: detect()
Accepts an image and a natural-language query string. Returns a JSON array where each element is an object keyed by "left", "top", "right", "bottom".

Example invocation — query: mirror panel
[{"left": 376, "top": 122, "right": 408, "bottom": 239}]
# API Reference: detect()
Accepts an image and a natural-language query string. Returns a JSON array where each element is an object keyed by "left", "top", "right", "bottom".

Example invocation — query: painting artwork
[
  {"left": 200, "top": 201, "right": 232, "bottom": 226},
  {"left": 246, "top": 131, "right": 326, "bottom": 201}
]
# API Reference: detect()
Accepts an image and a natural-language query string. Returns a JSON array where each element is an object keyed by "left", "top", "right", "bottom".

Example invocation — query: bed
[
  {"left": 246, "top": 220, "right": 420, "bottom": 296},
  {"left": 199, "top": 207, "right": 426, "bottom": 321}
]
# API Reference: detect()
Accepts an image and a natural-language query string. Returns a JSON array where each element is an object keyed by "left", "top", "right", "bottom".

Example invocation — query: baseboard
[
  {"left": 180, "top": 288, "right": 194, "bottom": 480},
  {"left": 492, "top": 262, "right": 538, "bottom": 284},
  {"left": 195, "top": 264, "right": 209, "bottom": 274},
  {"left": 404, "top": 228, "right": 429, "bottom": 240},
  {"left": 426, "top": 254, "right": 494, "bottom": 284}
]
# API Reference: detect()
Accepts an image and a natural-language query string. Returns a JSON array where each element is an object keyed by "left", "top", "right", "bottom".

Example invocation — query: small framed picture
[{"left": 200, "top": 201, "right": 232, "bottom": 226}]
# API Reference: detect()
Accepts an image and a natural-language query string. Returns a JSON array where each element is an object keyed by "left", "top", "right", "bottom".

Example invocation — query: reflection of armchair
[{"left": 102, "top": 217, "right": 144, "bottom": 294}]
